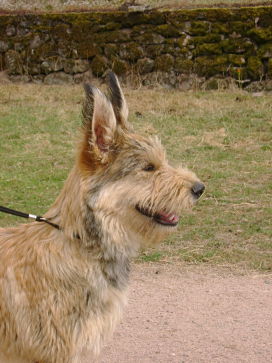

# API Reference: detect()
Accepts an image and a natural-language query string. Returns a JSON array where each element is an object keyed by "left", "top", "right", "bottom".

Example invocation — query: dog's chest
[
  {"left": 70, "top": 258, "right": 130, "bottom": 354},
  {"left": 71, "top": 254, "right": 130, "bottom": 314}
]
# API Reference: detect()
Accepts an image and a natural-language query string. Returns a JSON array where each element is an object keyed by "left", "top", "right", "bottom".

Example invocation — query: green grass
[
  {"left": 140, "top": 252, "right": 163, "bottom": 262},
  {"left": 0, "top": 84, "right": 81, "bottom": 224},
  {"left": 0, "top": 84, "right": 271, "bottom": 271}
]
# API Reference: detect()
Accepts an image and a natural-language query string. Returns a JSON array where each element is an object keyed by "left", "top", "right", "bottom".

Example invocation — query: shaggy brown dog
[{"left": 0, "top": 73, "right": 204, "bottom": 363}]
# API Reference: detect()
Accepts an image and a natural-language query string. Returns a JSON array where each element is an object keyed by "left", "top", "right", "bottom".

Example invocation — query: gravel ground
[{"left": 92, "top": 263, "right": 272, "bottom": 363}]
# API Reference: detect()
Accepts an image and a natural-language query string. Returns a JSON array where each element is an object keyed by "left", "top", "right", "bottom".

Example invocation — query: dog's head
[{"left": 78, "top": 73, "right": 204, "bottom": 247}]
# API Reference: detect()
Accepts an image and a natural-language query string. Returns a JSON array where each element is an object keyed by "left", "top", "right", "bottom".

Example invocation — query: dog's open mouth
[{"left": 136, "top": 205, "right": 179, "bottom": 227}]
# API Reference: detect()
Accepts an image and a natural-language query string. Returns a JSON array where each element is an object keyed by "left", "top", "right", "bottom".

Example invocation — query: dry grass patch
[
  {"left": 0, "top": 0, "right": 271, "bottom": 12},
  {"left": 0, "top": 84, "right": 271, "bottom": 271}
]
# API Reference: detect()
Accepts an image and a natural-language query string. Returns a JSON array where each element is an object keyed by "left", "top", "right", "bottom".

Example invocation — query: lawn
[{"left": 0, "top": 83, "right": 271, "bottom": 271}]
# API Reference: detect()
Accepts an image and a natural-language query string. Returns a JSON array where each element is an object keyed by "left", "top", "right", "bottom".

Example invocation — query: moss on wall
[{"left": 0, "top": 6, "right": 271, "bottom": 86}]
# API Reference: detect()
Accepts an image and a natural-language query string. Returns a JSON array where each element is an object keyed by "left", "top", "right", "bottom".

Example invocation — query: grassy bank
[{"left": 0, "top": 84, "right": 271, "bottom": 271}]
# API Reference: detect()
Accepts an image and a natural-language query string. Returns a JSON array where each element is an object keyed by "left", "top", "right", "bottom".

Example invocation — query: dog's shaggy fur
[{"left": 0, "top": 73, "right": 204, "bottom": 363}]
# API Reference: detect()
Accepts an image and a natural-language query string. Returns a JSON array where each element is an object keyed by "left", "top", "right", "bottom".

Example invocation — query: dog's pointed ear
[
  {"left": 82, "top": 83, "right": 94, "bottom": 128},
  {"left": 108, "top": 72, "right": 129, "bottom": 130},
  {"left": 83, "top": 83, "right": 117, "bottom": 156}
]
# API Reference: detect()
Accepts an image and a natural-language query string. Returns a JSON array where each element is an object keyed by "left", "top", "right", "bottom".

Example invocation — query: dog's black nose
[{"left": 191, "top": 182, "right": 205, "bottom": 198}]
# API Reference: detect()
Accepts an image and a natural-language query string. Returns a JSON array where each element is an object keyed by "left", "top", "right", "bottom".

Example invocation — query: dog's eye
[{"left": 143, "top": 164, "right": 155, "bottom": 172}]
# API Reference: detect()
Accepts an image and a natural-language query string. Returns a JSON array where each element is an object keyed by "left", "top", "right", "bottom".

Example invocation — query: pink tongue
[{"left": 159, "top": 212, "right": 179, "bottom": 224}]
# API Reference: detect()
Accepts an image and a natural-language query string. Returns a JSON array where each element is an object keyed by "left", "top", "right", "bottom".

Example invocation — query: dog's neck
[
  {"left": 43, "top": 166, "right": 134, "bottom": 292},
  {"left": 44, "top": 166, "right": 83, "bottom": 239},
  {"left": 45, "top": 166, "right": 139, "bottom": 260}
]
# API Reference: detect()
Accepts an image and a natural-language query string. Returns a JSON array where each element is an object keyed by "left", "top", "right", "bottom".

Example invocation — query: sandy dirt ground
[{"left": 90, "top": 263, "right": 272, "bottom": 363}]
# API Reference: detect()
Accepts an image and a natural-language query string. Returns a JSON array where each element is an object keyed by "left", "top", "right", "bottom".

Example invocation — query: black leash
[{"left": 0, "top": 205, "right": 60, "bottom": 230}]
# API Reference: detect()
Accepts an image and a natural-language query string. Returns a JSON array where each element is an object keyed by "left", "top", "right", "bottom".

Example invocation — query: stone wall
[{"left": 0, "top": 7, "right": 271, "bottom": 88}]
